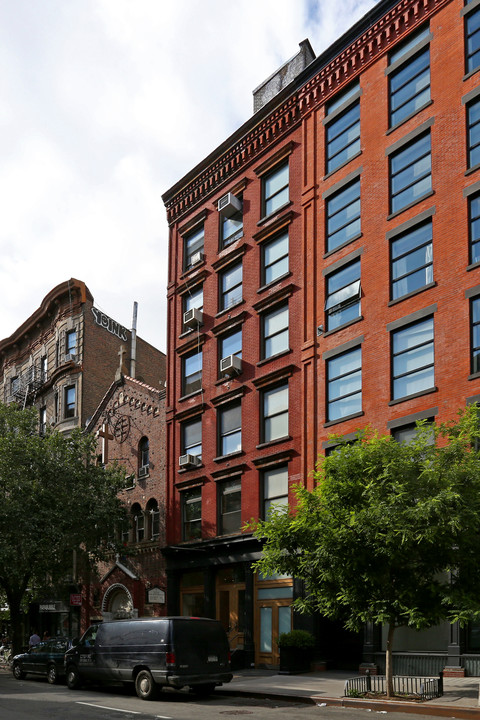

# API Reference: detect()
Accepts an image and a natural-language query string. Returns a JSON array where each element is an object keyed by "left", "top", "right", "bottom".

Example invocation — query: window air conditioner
[
  {"left": 138, "top": 465, "right": 149, "bottom": 479},
  {"left": 190, "top": 250, "right": 204, "bottom": 266},
  {"left": 183, "top": 307, "right": 203, "bottom": 329},
  {"left": 217, "top": 192, "right": 242, "bottom": 218},
  {"left": 65, "top": 354, "right": 76, "bottom": 363},
  {"left": 179, "top": 454, "right": 201, "bottom": 469},
  {"left": 219, "top": 354, "right": 242, "bottom": 377}
]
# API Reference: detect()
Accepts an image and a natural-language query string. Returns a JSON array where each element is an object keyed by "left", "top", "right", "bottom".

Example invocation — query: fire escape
[{"left": 10, "top": 366, "right": 46, "bottom": 409}]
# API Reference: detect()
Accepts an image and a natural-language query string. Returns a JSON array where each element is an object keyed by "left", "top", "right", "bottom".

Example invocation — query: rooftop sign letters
[{"left": 92, "top": 307, "right": 128, "bottom": 342}]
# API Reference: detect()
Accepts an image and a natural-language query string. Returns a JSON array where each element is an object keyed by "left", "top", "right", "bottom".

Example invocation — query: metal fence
[
  {"left": 374, "top": 652, "right": 448, "bottom": 677},
  {"left": 344, "top": 674, "right": 442, "bottom": 701}
]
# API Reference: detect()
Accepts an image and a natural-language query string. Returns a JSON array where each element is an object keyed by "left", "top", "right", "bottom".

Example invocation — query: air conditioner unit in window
[
  {"left": 183, "top": 307, "right": 203, "bottom": 329},
  {"left": 219, "top": 354, "right": 242, "bottom": 377},
  {"left": 217, "top": 192, "right": 242, "bottom": 217},
  {"left": 190, "top": 250, "right": 204, "bottom": 266},
  {"left": 138, "top": 465, "right": 149, "bottom": 479},
  {"left": 179, "top": 454, "right": 201, "bottom": 469},
  {"left": 65, "top": 354, "right": 76, "bottom": 363}
]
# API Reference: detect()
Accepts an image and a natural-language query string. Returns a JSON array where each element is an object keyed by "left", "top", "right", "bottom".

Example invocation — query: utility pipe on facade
[{"left": 130, "top": 302, "right": 138, "bottom": 379}]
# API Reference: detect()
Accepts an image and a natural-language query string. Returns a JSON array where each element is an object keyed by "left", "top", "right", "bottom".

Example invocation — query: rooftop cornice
[{"left": 163, "top": 0, "right": 450, "bottom": 227}]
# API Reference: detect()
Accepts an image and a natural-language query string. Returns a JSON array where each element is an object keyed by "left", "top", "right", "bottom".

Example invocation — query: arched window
[
  {"left": 146, "top": 498, "right": 160, "bottom": 540},
  {"left": 131, "top": 503, "right": 144, "bottom": 542},
  {"left": 138, "top": 437, "right": 149, "bottom": 476}
]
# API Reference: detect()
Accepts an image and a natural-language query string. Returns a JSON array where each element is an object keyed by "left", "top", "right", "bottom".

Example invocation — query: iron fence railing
[{"left": 344, "top": 674, "right": 442, "bottom": 701}]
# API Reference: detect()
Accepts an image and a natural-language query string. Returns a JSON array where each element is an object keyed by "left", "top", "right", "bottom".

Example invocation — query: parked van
[{"left": 64, "top": 616, "right": 232, "bottom": 700}]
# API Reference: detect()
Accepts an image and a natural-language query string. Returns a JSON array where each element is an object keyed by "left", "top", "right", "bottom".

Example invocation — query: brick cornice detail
[{"left": 164, "top": 0, "right": 449, "bottom": 227}]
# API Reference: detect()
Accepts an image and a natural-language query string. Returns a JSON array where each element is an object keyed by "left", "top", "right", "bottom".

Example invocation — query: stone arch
[{"left": 102, "top": 583, "right": 135, "bottom": 620}]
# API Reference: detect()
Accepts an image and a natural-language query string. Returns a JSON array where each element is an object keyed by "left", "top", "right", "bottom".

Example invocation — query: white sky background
[{"left": 0, "top": 0, "right": 377, "bottom": 353}]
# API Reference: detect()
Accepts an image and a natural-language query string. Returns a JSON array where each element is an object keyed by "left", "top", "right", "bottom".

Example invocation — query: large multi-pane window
[
  {"left": 327, "top": 347, "right": 362, "bottom": 422},
  {"left": 471, "top": 297, "right": 480, "bottom": 374},
  {"left": 184, "top": 225, "right": 204, "bottom": 269},
  {"left": 392, "top": 317, "right": 434, "bottom": 400},
  {"left": 64, "top": 385, "right": 76, "bottom": 418},
  {"left": 468, "top": 97, "right": 480, "bottom": 169},
  {"left": 390, "top": 132, "right": 432, "bottom": 214},
  {"left": 182, "top": 418, "right": 202, "bottom": 459},
  {"left": 390, "top": 220, "right": 433, "bottom": 300},
  {"left": 325, "top": 83, "right": 360, "bottom": 174},
  {"left": 262, "top": 232, "right": 289, "bottom": 286},
  {"left": 66, "top": 329, "right": 76, "bottom": 356},
  {"left": 262, "top": 304, "right": 289, "bottom": 359},
  {"left": 325, "top": 259, "right": 361, "bottom": 331},
  {"left": 263, "top": 465, "right": 289, "bottom": 519},
  {"left": 388, "top": 26, "right": 430, "bottom": 128},
  {"left": 326, "top": 178, "right": 361, "bottom": 253},
  {"left": 470, "top": 194, "right": 480, "bottom": 264},
  {"left": 139, "top": 436, "right": 149, "bottom": 470},
  {"left": 183, "top": 285, "right": 203, "bottom": 329},
  {"left": 221, "top": 203, "right": 243, "bottom": 248},
  {"left": 147, "top": 499, "right": 160, "bottom": 540},
  {"left": 218, "top": 479, "right": 241, "bottom": 535},
  {"left": 182, "top": 488, "right": 201, "bottom": 541},
  {"left": 466, "top": 4, "right": 480, "bottom": 75},
  {"left": 218, "top": 402, "right": 242, "bottom": 456},
  {"left": 219, "top": 328, "right": 242, "bottom": 369},
  {"left": 182, "top": 350, "right": 202, "bottom": 395},
  {"left": 262, "top": 383, "right": 288, "bottom": 443},
  {"left": 262, "top": 162, "right": 289, "bottom": 217},
  {"left": 132, "top": 504, "right": 144, "bottom": 543},
  {"left": 220, "top": 262, "right": 242, "bottom": 311},
  {"left": 39, "top": 406, "right": 47, "bottom": 436}
]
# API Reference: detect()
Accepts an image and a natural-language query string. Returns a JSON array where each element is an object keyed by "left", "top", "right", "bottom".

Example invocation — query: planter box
[{"left": 279, "top": 646, "right": 313, "bottom": 674}]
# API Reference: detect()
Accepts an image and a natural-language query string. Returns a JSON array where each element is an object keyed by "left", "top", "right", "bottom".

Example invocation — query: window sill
[
  {"left": 256, "top": 435, "right": 291, "bottom": 450},
  {"left": 388, "top": 281, "right": 436, "bottom": 306},
  {"left": 468, "top": 372, "right": 480, "bottom": 381},
  {"left": 467, "top": 260, "right": 480, "bottom": 272},
  {"left": 213, "top": 450, "right": 245, "bottom": 463},
  {"left": 464, "top": 66, "right": 480, "bottom": 83},
  {"left": 323, "top": 151, "right": 362, "bottom": 182},
  {"left": 324, "top": 232, "right": 363, "bottom": 259},
  {"left": 257, "top": 271, "right": 292, "bottom": 294},
  {"left": 178, "top": 463, "right": 204, "bottom": 473},
  {"left": 386, "top": 100, "right": 433, "bottom": 136},
  {"left": 257, "top": 201, "right": 293, "bottom": 228},
  {"left": 323, "top": 316, "right": 363, "bottom": 338},
  {"left": 388, "top": 386, "right": 437, "bottom": 406},
  {"left": 387, "top": 191, "right": 435, "bottom": 221},
  {"left": 178, "top": 389, "right": 203, "bottom": 402},
  {"left": 180, "top": 258, "right": 206, "bottom": 279},
  {"left": 220, "top": 230, "right": 244, "bottom": 250},
  {"left": 257, "top": 348, "right": 292, "bottom": 367},
  {"left": 466, "top": 162, "right": 480, "bottom": 178},
  {"left": 324, "top": 411, "right": 364, "bottom": 428},
  {"left": 215, "top": 299, "right": 245, "bottom": 319}
]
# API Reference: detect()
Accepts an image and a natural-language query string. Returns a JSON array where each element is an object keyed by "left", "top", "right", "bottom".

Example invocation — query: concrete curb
[{"left": 314, "top": 696, "right": 480, "bottom": 719}]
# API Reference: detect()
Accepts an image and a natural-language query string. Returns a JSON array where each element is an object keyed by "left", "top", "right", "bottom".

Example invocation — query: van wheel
[
  {"left": 47, "top": 664, "right": 58, "bottom": 684},
  {"left": 12, "top": 663, "right": 25, "bottom": 680},
  {"left": 192, "top": 683, "right": 216, "bottom": 696},
  {"left": 135, "top": 669, "right": 157, "bottom": 700},
  {"left": 66, "top": 665, "right": 81, "bottom": 690}
]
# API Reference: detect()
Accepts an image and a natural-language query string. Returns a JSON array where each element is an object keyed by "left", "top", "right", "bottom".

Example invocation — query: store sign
[
  {"left": 91, "top": 307, "right": 128, "bottom": 341},
  {"left": 70, "top": 594, "right": 82, "bottom": 606},
  {"left": 147, "top": 587, "right": 165, "bottom": 604},
  {"left": 39, "top": 601, "right": 63, "bottom": 612}
]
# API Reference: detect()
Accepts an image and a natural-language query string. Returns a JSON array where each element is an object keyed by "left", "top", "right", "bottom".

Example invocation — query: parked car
[
  {"left": 64, "top": 617, "right": 232, "bottom": 700},
  {"left": 12, "top": 637, "right": 73, "bottom": 684}
]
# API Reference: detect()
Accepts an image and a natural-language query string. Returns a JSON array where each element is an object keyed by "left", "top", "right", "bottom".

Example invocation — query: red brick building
[
  {"left": 83, "top": 374, "right": 166, "bottom": 633},
  {"left": 163, "top": 0, "right": 480, "bottom": 673}
]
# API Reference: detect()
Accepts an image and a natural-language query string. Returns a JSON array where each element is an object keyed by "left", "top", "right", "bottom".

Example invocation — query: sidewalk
[{"left": 217, "top": 669, "right": 480, "bottom": 719}]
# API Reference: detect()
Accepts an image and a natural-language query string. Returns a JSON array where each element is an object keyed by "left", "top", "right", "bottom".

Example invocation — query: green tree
[
  {"left": 252, "top": 406, "right": 480, "bottom": 697},
  {"left": 0, "top": 403, "right": 128, "bottom": 654}
]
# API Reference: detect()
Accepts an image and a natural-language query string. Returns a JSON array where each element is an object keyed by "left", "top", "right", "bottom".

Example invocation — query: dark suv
[{"left": 12, "top": 637, "right": 73, "bottom": 684}]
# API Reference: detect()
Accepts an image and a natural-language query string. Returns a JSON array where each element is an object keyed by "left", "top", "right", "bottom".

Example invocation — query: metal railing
[{"left": 344, "top": 674, "right": 442, "bottom": 701}]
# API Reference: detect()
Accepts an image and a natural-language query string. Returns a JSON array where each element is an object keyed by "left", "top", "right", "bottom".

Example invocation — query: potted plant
[{"left": 277, "top": 629, "right": 315, "bottom": 674}]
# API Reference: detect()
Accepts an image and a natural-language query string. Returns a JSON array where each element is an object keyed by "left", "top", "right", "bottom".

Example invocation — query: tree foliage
[
  {"left": 0, "top": 403, "right": 128, "bottom": 652},
  {"left": 252, "top": 406, "right": 480, "bottom": 695}
]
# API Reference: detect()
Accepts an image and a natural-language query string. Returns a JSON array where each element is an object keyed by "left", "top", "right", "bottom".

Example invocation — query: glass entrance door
[{"left": 216, "top": 567, "right": 245, "bottom": 651}]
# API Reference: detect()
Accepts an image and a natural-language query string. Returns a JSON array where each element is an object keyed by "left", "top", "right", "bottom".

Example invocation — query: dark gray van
[{"left": 64, "top": 616, "right": 232, "bottom": 700}]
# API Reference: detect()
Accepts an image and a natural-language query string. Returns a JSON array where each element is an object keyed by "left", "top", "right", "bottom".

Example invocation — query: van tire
[
  {"left": 135, "top": 669, "right": 157, "bottom": 700},
  {"left": 192, "top": 683, "right": 216, "bottom": 696},
  {"left": 66, "top": 665, "right": 82, "bottom": 690}
]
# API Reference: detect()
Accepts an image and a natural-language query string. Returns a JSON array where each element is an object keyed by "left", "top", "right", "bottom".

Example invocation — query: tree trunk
[
  {"left": 6, "top": 592, "right": 24, "bottom": 656},
  {"left": 385, "top": 622, "right": 395, "bottom": 698}
]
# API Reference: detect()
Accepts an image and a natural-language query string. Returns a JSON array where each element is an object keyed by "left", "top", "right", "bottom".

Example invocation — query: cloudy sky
[{"left": 0, "top": 0, "right": 377, "bottom": 352}]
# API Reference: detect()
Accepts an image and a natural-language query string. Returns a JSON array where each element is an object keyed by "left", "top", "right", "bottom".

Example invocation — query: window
[
  {"left": 262, "top": 304, "right": 289, "bottom": 359},
  {"left": 66, "top": 329, "right": 76, "bottom": 356},
  {"left": 325, "top": 84, "right": 360, "bottom": 174},
  {"left": 388, "top": 27, "right": 431, "bottom": 127},
  {"left": 10, "top": 376, "right": 19, "bottom": 396},
  {"left": 182, "top": 350, "right": 202, "bottom": 396},
  {"left": 139, "top": 436, "right": 149, "bottom": 469},
  {"left": 219, "top": 328, "right": 242, "bottom": 369},
  {"left": 262, "top": 231, "right": 289, "bottom": 286},
  {"left": 182, "top": 417, "right": 202, "bottom": 459},
  {"left": 390, "top": 132, "right": 432, "bottom": 214},
  {"left": 40, "top": 355, "right": 47, "bottom": 381},
  {"left": 219, "top": 478, "right": 241, "bottom": 535},
  {"left": 327, "top": 347, "right": 362, "bottom": 422},
  {"left": 219, "top": 402, "right": 241, "bottom": 456},
  {"left": 146, "top": 499, "right": 160, "bottom": 540},
  {"left": 390, "top": 220, "right": 433, "bottom": 300},
  {"left": 262, "top": 383, "right": 288, "bottom": 443},
  {"left": 64, "top": 385, "right": 76, "bottom": 418},
  {"left": 184, "top": 225, "right": 204, "bottom": 269},
  {"left": 220, "top": 262, "right": 242, "bottom": 311},
  {"left": 392, "top": 420, "right": 434, "bottom": 445},
  {"left": 325, "top": 259, "right": 361, "bottom": 331},
  {"left": 263, "top": 465, "right": 288, "bottom": 518},
  {"left": 392, "top": 317, "right": 434, "bottom": 400},
  {"left": 470, "top": 194, "right": 480, "bottom": 264},
  {"left": 182, "top": 487, "right": 201, "bottom": 541},
  {"left": 263, "top": 162, "right": 289, "bottom": 217},
  {"left": 183, "top": 285, "right": 203, "bottom": 329},
  {"left": 39, "top": 406, "right": 47, "bottom": 436},
  {"left": 471, "top": 297, "right": 480, "bottom": 374},
  {"left": 132, "top": 504, "right": 144, "bottom": 543},
  {"left": 221, "top": 201, "right": 243, "bottom": 248},
  {"left": 466, "top": 5, "right": 480, "bottom": 74},
  {"left": 326, "top": 178, "right": 361, "bottom": 253},
  {"left": 468, "top": 97, "right": 480, "bottom": 169}
]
